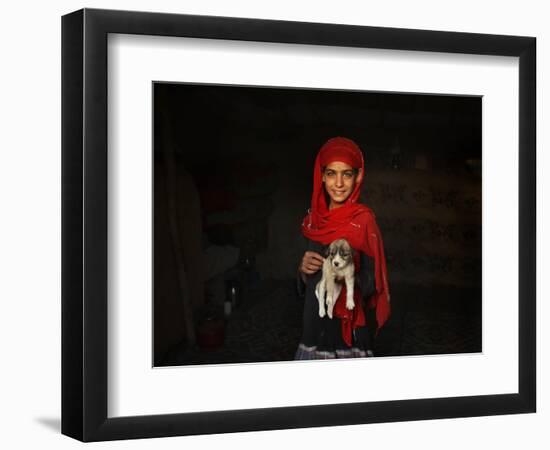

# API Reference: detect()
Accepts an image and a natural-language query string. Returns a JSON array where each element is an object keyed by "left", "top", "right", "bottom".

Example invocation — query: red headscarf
[{"left": 301, "top": 137, "right": 391, "bottom": 345}]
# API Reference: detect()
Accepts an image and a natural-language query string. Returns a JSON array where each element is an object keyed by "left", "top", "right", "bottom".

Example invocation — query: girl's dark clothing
[{"left": 295, "top": 238, "right": 377, "bottom": 359}]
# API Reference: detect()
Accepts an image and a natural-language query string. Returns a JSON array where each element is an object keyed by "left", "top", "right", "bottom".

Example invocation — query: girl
[{"left": 295, "top": 137, "right": 391, "bottom": 359}]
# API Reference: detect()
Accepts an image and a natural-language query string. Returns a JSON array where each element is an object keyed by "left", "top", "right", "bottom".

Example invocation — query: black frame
[{"left": 62, "top": 8, "right": 536, "bottom": 442}]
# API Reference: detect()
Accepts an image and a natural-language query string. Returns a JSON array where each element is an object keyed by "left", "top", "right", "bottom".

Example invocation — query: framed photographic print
[{"left": 61, "top": 8, "right": 536, "bottom": 442}]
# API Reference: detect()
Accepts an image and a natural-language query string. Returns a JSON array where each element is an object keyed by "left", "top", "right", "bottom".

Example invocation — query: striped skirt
[{"left": 294, "top": 342, "right": 374, "bottom": 360}]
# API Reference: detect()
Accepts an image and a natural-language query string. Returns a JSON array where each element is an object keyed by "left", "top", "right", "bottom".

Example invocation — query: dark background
[{"left": 153, "top": 82, "right": 482, "bottom": 366}]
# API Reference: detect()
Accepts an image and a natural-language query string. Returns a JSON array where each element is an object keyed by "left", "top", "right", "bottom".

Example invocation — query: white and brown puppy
[{"left": 316, "top": 238, "right": 355, "bottom": 318}]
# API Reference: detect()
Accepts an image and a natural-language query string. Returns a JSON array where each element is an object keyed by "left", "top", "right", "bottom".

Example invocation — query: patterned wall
[{"left": 363, "top": 169, "right": 481, "bottom": 287}]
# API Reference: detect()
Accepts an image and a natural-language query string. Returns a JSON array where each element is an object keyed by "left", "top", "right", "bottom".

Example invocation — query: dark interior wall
[{"left": 154, "top": 162, "right": 186, "bottom": 363}]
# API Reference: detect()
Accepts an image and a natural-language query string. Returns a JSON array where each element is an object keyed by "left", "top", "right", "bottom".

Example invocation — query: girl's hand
[{"left": 299, "top": 251, "right": 325, "bottom": 275}]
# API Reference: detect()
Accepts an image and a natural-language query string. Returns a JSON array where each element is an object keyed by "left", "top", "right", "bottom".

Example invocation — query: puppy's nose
[{"left": 334, "top": 261, "right": 339, "bottom": 267}]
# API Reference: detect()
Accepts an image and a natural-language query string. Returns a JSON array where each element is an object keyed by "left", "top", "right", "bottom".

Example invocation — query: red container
[{"left": 196, "top": 316, "right": 225, "bottom": 351}]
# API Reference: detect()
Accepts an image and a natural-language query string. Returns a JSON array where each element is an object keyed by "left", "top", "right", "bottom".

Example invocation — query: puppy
[{"left": 316, "top": 238, "right": 355, "bottom": 318}]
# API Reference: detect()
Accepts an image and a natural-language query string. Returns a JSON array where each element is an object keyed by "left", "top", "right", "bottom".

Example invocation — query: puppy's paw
[
  {"left": 346, "top": 299, "right": 355, "bottom": 310},
  {"left": 327, "top": 306, "right": 334, "bottom": 319},
  {"left": 318, "top": 306, "right": 326, "bottom": 318}
]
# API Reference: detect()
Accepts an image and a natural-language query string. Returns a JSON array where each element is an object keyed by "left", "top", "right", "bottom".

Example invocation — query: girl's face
[{"left": 322, "top": 161, "right": 362, "bottom": 209}]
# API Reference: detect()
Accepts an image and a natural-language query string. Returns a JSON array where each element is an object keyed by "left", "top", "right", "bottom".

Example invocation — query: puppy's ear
[
  {"left": 324, "top": 246, "right": 331, "bottom": 257},
  {"left": 341, "top": 239, "right": 352, "bottom": 254}
]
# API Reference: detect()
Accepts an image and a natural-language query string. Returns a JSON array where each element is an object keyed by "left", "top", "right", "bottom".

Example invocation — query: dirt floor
[{"left": 158, "top": 279, "right": 481, "bottom": 367}]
